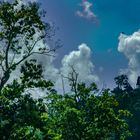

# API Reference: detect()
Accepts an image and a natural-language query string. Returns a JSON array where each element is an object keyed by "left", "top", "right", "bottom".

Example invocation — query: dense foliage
[
  {"left": 113, "top": 75, "right": 140, "bottom": 140},
  {"left": 0, "top": 61, "right": 132, "bottom": 140}
]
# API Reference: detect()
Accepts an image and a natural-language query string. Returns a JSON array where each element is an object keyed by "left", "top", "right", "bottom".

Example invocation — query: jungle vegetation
[{"left": 0, "top": 0, "right": 140, "bottom": 140}]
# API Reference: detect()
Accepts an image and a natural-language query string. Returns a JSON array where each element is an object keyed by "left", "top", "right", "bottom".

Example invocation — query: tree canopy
[{"left": 0, "top": 0, "right": 53, "bottom": 92}]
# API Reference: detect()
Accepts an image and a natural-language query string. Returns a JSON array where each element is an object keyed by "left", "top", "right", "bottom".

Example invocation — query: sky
[
  {"left": 38, "top": 0, "right": 140, "bottom": 89},
  {"left": 5, "top": 0, "right": 140, "bottom": 91}
]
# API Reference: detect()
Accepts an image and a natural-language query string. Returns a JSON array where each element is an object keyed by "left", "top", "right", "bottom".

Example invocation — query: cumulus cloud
[
  {"left": 76, "top": 0, "right": 98, "bottom": 23},
  {"left": 54, "top": 44, "right": 99, "bottom": 92},
  {"left": 61, "top": 44, "right": 98, "bottom": 82},
  {"left": 118, "top": 30, "right": 140, "bottom": 85}
]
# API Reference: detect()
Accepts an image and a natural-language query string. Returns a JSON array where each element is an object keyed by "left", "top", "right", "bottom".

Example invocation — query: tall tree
[
  {"left": 0, "top": 0, "right": 55, "bottom": 139},
  {"left": 0, "top": 0, "right": 54, "bottom": 91},
  {"left": 113, "top": 75, "right": 140, "bottom": 140},
  {"left": 114, "top": 75, "right": 133, "bottom": 91}
]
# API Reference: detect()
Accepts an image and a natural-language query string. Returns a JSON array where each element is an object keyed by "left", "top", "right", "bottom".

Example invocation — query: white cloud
[
  {"left": 61, "top": 43, "right": 99, "bottom": 82},
  {"left": 53, "top": 43, "right": 99, "bottom": 92},
  {"left": 76, "top": 0, "right": 98, "bottom": 23},
  {"left": 118, "top": 31, "right": 140, "bottom": 85}
]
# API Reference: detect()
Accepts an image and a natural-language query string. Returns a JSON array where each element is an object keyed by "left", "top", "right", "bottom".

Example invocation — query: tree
[
  {"left": 45, "top": 66, "right": 132, "bottom": 140},
  {"left": 0, "top": 0, "right": 54, "bottom": 92},
  {"left": 0, "top": 0, "right": 55, "bottom": 139},
  {"left": 113, "top": 75, "right": 140, "bottom": 140},
  {"left": 113, "top": 75, "right": 133, "bottom": 110},
  {"left": 114, "top": 75, "right": 133, "bottom": 91},
  {"left": 45, "top": 83, "right": 132, "bottom": 140}
]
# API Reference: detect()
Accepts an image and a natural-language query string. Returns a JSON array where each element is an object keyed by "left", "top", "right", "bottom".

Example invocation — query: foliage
[
  {"left": 0, "top": 60, "right": 54, "bottom": 139},
  {"left": 113, "top": 75, "right": 140, "bottom": 140},
  {"left": 45, "top": 84, "right": 132, "bottom": 140},
  {"left": 0, "top": 61, "right": 132, "bottom": 140}
]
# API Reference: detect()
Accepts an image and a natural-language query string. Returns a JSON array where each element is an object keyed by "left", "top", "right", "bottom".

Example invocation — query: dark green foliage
[
  {"left": 0, "top": 60, "right": 54, "bottom": 139},
  {"left": 114, "top": 75, "right": 133, "bottom": 91},
  {"left": 113, "top": 75, "right": 140, "bottom": 140}
]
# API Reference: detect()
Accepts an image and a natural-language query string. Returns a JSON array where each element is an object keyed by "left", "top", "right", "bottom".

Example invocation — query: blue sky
[{"left": 39, "top": 0, "right": 140, "bottom": 88}]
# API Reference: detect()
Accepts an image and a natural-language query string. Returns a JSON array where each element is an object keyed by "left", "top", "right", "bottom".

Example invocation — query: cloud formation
[
  {"left": 44, "top": 43, "right": 99, "bottom": 93},
  {"left": 76, "top": 0, "right": 98, "bottom": 23},
  {"left": 61, "top": 43, "right": 99, "bottom": 82},
  {"left": 118, "top": 30, "right": 140, "bottom": 85}
]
